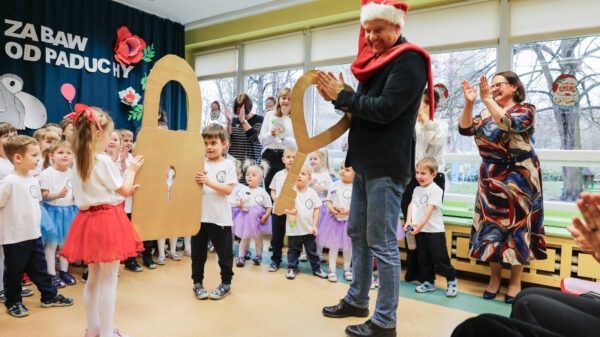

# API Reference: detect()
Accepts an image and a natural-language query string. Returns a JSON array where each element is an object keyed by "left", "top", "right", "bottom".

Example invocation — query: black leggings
[{"left": 452, "top": 287, "right": 600, "bottom": 337}]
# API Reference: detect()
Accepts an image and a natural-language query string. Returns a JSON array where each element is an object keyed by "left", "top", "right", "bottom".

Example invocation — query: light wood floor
[{"left": 1, "top": 247, "right": 506, "bottom": 337}]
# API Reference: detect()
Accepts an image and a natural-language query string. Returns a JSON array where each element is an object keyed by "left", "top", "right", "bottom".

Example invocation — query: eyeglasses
[{"left": 490, "top": 82, "right": 508, "bottom": 90}]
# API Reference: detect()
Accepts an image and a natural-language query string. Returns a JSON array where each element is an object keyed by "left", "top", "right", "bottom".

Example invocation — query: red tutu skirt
[{"left": 60, "top": 204, "right": 143, "bottom": 264}]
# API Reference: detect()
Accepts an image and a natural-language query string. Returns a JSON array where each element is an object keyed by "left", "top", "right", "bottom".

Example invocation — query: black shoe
[
  {"left": 41, "top": 294, "right": 74, "bottom": 308},
  {"left": 124, "top": 260, "right": 143, "bottom": 272},
  {"left": 322, "top": 299, "right": 369, "bottom": 318},
  {"left": 345, "top": 320, "right": 396, "bottom": 337},
  {"left": 143, "top": 259, "right": 157, "bottom": 269}
]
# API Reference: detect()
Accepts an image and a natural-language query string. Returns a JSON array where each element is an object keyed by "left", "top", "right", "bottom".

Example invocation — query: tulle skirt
[
  {"left": 40, "top": 202, "right": 79, "bottom": 245},
  {"left": 316, "top": 201, "right": 328, "bottom": 229},
  {"left": 316, "top": 210, "right": 351, "bottom": 251},
  {"left": 232, "top": 206, "right": 271, "bottom": 239},
  {"left": 60, "top": 204, "right": 143, "bottom": 264}
]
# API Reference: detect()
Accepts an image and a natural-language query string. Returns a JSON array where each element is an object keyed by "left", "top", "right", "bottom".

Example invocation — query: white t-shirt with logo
[
  {"left": 269, "top": 169, "right": 288, "bottom": 198},
  {"left": 0, "top": 174, "right": 42, "bottom": 245},
  {"left": 410, "top": 183, "right": 444, "bottom": 233},
  {"left": 310, "top": 171, "right": 333, "bottom": 201},
  {"left": 236, "top": 186, "right": 273, "bottom": 208},
  {"left": 201, "top": 158, "right": 237, "bottom": 227},
  {"left": 0, "top": 157, "right": 14, "bottom": 179},
  {"left": 228, "top": 183, "right": 244, "bottom": 207},
  {"left": 71, "top": 153, "right": 124, "bottom": 210},
  {"left": 286, "top": 187, "right": 321, "bottom": 236},
  {"left": 39, "top": 166, "right": 75, "bottom": 207},
  {"left": 327, "top": 180, "right": 353, "bottom": 221}
]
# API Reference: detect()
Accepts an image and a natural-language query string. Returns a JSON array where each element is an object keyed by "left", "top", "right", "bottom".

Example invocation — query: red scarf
[{"left": 350, "top": 29, "right": 435, "bottom": 121}]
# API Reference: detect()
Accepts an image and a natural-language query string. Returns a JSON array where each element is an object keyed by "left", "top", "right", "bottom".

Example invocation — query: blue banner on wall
[{"left": 0, "top": 0, "right": 188, "bottom": 133}]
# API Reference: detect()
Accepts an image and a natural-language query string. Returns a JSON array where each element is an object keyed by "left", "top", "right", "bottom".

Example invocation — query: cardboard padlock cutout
[
  {"left": 274, "top": 70, "right": 353, "bottom": 215},
  {"left": 132, "top": 55, "right": 205, "bottom": 241}
]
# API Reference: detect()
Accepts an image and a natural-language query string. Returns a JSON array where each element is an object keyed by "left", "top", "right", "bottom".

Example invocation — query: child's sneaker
[
  {"left": 313, "top": 269, "right": 328, "bottom": 279},
  {"left": 124, "top": 260, "right": 143, "bottom": 272},
  {"left": 446, "top": 279, "right": 458, "bottom": 297},
  {"left": 236, "top": 256, "right": 245, "bottom": 267},
  {"left": 22, "top": 274, "right": 32, "bottom": 286},
  {"left": 344, "top": 270, "right": 353, "bottom": 281},
  {"left": 193, "top": 283, "right": 209, "bottom": 300},
  {"left": 328, "top": 270, "right": 338, "bottom": 282},
  {"left": 252, "top": 255, "right": 262, "bottom": 265},
  {"left": 41, "top": 294, "right": 74, "bottom": 308},
  {"left": 209, "top": 283, "right": 231, "bottom": 300},
  {"left": 299, "top": 253, "right": 308, "bottom": 262},
  {"left": 157, "top": 256, "right": 166, "bottom": 265},
  {"left": 59, "top": 271, "right": 77, "bottom": 286},
  {"left": 21, "top": 287, "right": 34, "bottom": 297},
  {"left": 415, "top": 281, "right": 436, "bottom": 293},
  {"left": 143, "top": 258, "right": 157, "bottom": 269},
  {"left": 111, "top": 327, "right": 131, "bottom": 337},
  {"left": 50, "top": 274, "right": 66, "bottom": 288},
  {"left": 243, "top": 250, "right": 252, "bottom": 260},
  {"left": 0, "top": 289, "right": 5, "bottom": 303},
  {"left": 268, "top": 262, "right": 280, "bottom": 272},
  {"left": 286, "top": 269, "right": 296, "bottom": 280},
  {"left": 81, "top": 271, "right": 88, "bottom": 283},
  {"left": 6, "top": 302, "right": 29, "bottom": 317},
  {"left": 170, "top": 252, "right": 182, "bottom": 261}
]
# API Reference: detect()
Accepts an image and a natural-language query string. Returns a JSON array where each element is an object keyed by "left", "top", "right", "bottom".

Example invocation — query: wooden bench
[{"left": 398, "top": 203, "right": 600, "bottom": 288}]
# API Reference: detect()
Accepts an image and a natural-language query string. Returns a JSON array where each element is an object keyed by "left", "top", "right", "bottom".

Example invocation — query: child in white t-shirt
[
  {"left": 404, "top": 157, "right": 457, "bottom": 297},
  {"left": 0, "top": 122, "right": 17, "bottom": 303},
  {"left": 1, "top": 136, "right": 74, "bottom": 317},
  {"left": 267, "top": 146, "right": 296, "bottom": 272},
  {"left": 39, "top": 141, "right": 79, "bottom": 288},
  {"left": 192, "top": 123, "right": 237, "bottom": 300},
  {"left": 283, "top": 165, "right": 327, "bottom": 280}
]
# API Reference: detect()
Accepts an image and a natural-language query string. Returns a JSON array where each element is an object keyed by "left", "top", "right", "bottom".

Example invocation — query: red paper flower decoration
[{"left": 114, "top": 26, "right": 147, "bottom": 65}]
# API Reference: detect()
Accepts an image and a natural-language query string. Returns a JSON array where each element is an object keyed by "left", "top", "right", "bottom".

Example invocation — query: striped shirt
[{"left": 229, "top": 115, "right": 263, "bottom": 164}]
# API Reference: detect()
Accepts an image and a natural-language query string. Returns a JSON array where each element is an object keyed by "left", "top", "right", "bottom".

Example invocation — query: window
[
  {"left": 244, "top": 68, "right": 303, "bottom": 116},
  {"left": 430, "top": 47, "right": 497, "bottom": 155},
  {"left": 513, "top": 35, "right": 600, "bottom": 201},
  {"left": 199, "top": 77, "right": 236, "bottom": 129}
]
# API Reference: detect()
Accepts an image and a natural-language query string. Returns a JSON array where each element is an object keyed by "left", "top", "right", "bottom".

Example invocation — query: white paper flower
[{"left": 119, "top": 87, "right": 141, "bottom": 107}]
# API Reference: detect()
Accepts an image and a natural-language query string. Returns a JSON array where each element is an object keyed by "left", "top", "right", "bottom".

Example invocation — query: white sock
[
  {"left": 343, "top": 249, "right": 352, "bottom": 271},
  {"left": 169, "top": 237, "right": 177, "bottom": 255},
  {"left": 0, "top": 246, "right": 4, "bottom": 289},
  {"left": 157, "top": 239, "right": 166, "bottom": 259},
  {"left": 254, "top": 235, "right": 263, "bottom": 257},
  {"left": 98, "top": 261, "right": 119, "bottom": 337},
  {"left": 328, "top": 246, "right": 339, "bottom": 272},
  {"left": 184, "top": 236, "right": 191, "bottom": 251},
  {"left": 239, "top": 239, "right": 249, "bottom": 258},
  {"left": 84, "top": 263, "right": 101, "bottom": 334},
  {"left": 44, "top": 243, "right": 57, "bottom": 275},
  {"left": 59, "top": 256, "right": 69, "bottom": 272}
]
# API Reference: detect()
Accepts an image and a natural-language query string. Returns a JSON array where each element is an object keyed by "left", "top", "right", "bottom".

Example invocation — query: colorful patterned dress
[{"left": 459, "top": 103, "right": 546, "bottom": 265}]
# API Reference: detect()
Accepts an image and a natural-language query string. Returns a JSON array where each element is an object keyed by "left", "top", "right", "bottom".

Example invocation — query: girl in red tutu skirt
[{"left": 59, "top": 104, "right": 144, "bottom": 337}]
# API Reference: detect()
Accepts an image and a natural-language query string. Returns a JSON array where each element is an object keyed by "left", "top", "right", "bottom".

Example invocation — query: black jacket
[{"left": 334, "top": 37, "right": 427, "bottom": 178}]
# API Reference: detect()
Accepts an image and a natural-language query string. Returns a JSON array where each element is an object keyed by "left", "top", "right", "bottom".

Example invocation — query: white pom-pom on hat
[{"left": 360, "top": 0, "right": 408, "bottom": 27}]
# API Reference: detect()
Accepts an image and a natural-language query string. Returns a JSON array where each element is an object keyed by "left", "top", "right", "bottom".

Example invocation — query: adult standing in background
[
  {"left": 224, "top": 94, "right": 264, "bottom": 171},
  {"left": 317, "top": 1, "right": 435, "bottom": 336},
  {"left": 459, "top": 71, "right": 546, "bottom": 304},
  {"left": 259, "top": 87, "right": 296, "bottom": 194}
]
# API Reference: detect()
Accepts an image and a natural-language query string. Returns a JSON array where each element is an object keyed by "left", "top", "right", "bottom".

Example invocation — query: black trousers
[
  {"left": 191, "top": 223, "right": 233, "bottom": 285},
  {"left": 401, "top": 173, "right": 445, "bottom": 281},
  {"left": 287, "top": 234, "right": 320, "bottom": 272},
  {"left": 416, "top": 232, "right": 455, "bottom": 283},
  {"left": 261, "top": 148, "right": 285, "bottom": 197},
  {"left": 452, "top": 288, "right": 600, "bottom": 337},
  {"left": 3, "top": 238, "right": 57, "bottom": 307},
  {"left": 270, "top": 213, "right": 286, "bottom": 266}
]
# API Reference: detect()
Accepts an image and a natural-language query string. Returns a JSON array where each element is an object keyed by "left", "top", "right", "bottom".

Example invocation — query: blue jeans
[{"left": 344, "top": 174, "right": 405, "bottom": 329}]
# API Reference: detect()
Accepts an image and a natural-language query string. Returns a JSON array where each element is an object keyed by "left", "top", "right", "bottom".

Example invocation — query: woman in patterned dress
[{"left": 459, "top": 71, "right": 546, "bottom": 303}]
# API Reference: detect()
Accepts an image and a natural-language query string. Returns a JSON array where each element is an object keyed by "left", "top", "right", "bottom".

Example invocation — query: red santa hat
[{"left": 360, "top": 0, "right": 408, "bottom": 27}]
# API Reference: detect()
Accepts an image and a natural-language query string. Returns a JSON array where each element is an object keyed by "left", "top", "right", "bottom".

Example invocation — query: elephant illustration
[{"left": 0, "top": 74, "right": 47, "bottom": 130}]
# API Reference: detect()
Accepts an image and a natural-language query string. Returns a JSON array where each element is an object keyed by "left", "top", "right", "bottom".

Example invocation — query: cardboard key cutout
[
  {"left": 274, "top": 70, "right": 353, "bottom": 215},
  {"left": 132, "top": 55, "right": 205, "bottom": 240}
]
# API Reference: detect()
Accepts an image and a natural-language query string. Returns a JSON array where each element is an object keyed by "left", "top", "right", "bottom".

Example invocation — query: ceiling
[{"left": 112, "top": 0, "right": 316, "bottom": 30}]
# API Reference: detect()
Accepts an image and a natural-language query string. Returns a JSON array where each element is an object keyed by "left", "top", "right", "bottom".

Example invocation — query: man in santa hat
[{"left": 317, "top": 1, "right": 435, "bottom": 336}]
